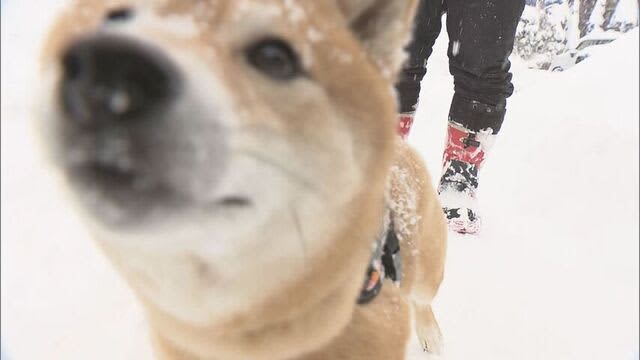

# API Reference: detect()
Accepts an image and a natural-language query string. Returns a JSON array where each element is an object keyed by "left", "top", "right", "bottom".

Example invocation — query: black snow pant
[{"left": 396, "top": 0, "right": 526, "bottom": 134}]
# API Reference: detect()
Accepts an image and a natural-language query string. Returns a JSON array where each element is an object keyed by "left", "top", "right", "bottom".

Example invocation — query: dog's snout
[{"left": 61, "top": 36, "right": 179, "bottom": 125}]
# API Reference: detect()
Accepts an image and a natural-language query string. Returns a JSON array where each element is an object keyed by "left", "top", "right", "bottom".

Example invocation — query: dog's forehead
[
  {"left": 161, "top": 0, "right": 343, "bottom": 42},
  {"left": 161, "top": 0, "right": 339, "bottom": 27},
  {"left": 44, "top": 0, "right": 355, "bottom": 68},
  {"left": 68, "top": 0, "right": 341, "bottom": 27}
]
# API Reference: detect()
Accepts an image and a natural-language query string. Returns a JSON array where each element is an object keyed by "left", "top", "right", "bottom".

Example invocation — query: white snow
[
  {"left": 1, "top": 1, "right": 638, "bottom": 360},
  {"left": 388, "top": 164, "right": 423, "bottom": 242},
  {"left": 611, "top": 0, "right": 640, "bottom": 26},
  {"left": 589, "top": 0, "right": 608, "bottom": 32},
  {"left": 406, "top": 28, "right": 639, "bottom": 360}
]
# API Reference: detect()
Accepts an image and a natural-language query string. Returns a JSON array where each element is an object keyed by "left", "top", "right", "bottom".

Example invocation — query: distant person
[{"left": 396, "top": 0, "right": 526, "bottom": 234}]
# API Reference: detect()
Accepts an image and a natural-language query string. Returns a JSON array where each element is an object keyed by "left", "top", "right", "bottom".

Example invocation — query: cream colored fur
[{"left": 40, "top": 1, "right": 447, "bottom": 359}]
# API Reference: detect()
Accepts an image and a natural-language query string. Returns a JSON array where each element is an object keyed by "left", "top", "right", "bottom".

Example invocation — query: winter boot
[
  {"left": 438, "top": 121, "right": 495, "bottom": 234},
  {"left": 397, "top": 112, "right": 415, "bottom": 139}
]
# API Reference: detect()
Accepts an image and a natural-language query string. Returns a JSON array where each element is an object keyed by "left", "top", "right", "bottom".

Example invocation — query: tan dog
[{"left": 39, "top": 0, "right": 447, "bottom": 359}]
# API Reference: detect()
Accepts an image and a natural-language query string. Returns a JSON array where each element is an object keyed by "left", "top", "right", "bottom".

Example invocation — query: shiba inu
[{"left": 39, "top": 0, "right": 447, "bottom": 359}]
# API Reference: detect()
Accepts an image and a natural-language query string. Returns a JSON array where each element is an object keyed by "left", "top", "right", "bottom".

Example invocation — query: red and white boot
[{"left": 438, "top": 121, "right": 496, "bottom": 235}]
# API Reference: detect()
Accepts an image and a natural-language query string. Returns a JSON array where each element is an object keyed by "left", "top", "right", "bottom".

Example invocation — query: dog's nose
[{"left": 61, "top": 36, "right": 179, "bottom": 126}]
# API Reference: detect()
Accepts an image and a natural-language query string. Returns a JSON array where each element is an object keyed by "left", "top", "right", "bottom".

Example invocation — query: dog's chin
[{"left": 65, "top": 163, "right": 251, "bottom": 229}]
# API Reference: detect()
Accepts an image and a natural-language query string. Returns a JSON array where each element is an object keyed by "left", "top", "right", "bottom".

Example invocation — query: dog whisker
[{"left": 289, "top": 203, "right": 308, "bottom": 266}]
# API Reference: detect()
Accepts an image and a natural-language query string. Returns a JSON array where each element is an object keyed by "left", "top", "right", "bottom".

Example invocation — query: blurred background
[{"left": 515, "top": 0, "right": 638, "bottom": 70}]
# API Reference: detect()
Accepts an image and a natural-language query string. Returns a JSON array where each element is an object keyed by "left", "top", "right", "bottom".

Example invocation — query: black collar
[{"left": 357, "top": 217, "right": 402, "bottom": 305}]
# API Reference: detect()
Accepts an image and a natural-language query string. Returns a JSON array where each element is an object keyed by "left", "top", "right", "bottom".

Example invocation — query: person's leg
[
  {"left": 395, "top": 0, "right": 445, "bottom": 138},
  {"left": 439, "top": 0, "right": 525, "bottom": 234}
]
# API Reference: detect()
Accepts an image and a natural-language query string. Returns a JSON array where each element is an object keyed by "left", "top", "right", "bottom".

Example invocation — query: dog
[{"left": 39, "top": 0, "right": 447, "bottom": 359}]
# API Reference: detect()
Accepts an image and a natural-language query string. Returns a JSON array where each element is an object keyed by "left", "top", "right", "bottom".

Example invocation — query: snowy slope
[{"left": 1, "top": 2, "right": 638, "bottom": 359}]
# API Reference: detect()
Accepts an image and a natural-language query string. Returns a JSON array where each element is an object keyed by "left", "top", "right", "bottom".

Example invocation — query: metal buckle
[{"left": 462, "top": 134, "right": 481, "bottom": 148}]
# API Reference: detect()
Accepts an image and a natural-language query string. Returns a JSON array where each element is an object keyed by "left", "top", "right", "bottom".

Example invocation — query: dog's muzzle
[
  {"left": 55, "top": 35, "right": 238, "bottom": 226},
  {"left": 61, "top": 35, "right": 179, "bottom": 126}
]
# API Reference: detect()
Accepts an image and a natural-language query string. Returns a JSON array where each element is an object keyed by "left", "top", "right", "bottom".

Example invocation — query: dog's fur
[{"left": 40, "top": 1, "right": 447, "bottom": 359}]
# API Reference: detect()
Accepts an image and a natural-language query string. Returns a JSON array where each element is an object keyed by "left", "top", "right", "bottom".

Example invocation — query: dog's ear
[{"left": 337, "top": 0, "right": 418, "bottom": 79}]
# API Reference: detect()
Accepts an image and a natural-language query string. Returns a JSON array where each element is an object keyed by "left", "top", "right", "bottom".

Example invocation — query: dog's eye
[
  {"left": 246, "top": 39, "right": 303, "bottom": 81},
  {"left": 105, "top": 7, "right": 134, "bottom": 22}
]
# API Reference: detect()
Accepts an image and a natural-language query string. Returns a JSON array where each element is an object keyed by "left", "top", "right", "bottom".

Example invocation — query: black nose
[{"left": 61, "top": 36, "right": 179, "bottom": 126}]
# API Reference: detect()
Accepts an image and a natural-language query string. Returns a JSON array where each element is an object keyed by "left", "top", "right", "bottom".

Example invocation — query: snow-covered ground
[
  {"left": 1, "top": 2, "right": 638, "bottom": 359},
  {"left": 405, "top": 26, "right": 639, "bottom": 360}
]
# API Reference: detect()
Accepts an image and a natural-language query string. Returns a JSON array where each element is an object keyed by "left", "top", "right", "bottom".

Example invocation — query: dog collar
[{"left": 357, "top": 216, "right": 402, "bottom": 305}]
